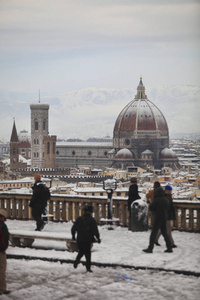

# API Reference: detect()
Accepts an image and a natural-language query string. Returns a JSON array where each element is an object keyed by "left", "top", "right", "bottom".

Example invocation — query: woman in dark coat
[
  {"left": 71, "top": 205, "right": 101, "bottom": 272},
  {"left": 143, "top": 187, "right": 172, "bottom": 253}
]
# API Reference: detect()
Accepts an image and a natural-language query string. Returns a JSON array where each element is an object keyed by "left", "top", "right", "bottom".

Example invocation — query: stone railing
[{"left": 0, "top": 193, "right": 200, "bottom": 232}]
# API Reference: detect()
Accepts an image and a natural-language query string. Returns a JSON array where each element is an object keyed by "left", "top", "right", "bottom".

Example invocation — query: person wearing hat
[
  {"left": 71, "top": 205, "right": 101, "bottom": 272},
  {"left": 128, "top": 177, "right": 141, "bottom": 230},
  {"left": 0, "top": 209, "right": 10, "bottom": 295},
  {"left": 165, "top": 185, "right": 177, "bottom": 248},
  {"left": 29, "top": 174, "right": 50, "bottom": 231}
]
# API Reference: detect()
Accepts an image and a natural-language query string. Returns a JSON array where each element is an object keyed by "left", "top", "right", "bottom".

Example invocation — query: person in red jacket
[{"left": 0, "top": 209, "right": 10, "bottom": 295}]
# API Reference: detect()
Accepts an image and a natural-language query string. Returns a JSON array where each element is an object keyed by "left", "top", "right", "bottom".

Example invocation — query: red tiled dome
[{"left": 113, "top": 78, "right": 168, "bottom": 135}]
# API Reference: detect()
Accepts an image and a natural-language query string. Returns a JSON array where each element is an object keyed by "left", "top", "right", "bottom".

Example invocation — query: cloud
[{"left": 0, "top": 0, "right": 199, "bottom": 53}]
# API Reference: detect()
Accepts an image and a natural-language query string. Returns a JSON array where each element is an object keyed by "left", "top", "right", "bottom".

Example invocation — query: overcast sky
[{"left": 0, "top": 0, "right": 200, "bottom": 95}]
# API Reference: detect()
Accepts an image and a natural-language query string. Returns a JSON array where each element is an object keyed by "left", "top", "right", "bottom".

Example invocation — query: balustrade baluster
[{"left": 0, "top": 194, "right": 199, "bottom": 232}]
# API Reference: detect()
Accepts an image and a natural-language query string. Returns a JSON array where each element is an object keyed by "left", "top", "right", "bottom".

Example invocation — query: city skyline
[{"left": 0, "top": 0, "right": 199, "bottom": 140}]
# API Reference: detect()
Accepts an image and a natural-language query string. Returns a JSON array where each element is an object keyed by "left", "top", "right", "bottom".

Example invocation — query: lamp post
[{"left": 103, "top": 179, "right": 117, "bottom": 228}]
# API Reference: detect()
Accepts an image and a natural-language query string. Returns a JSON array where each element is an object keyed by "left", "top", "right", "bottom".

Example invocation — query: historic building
[
  {"left": 10, "top": 120, "right": 20, "bottom": 171},
  {"left": 112, "top": 77, "right": 176, "bottom": 169},
  {"left": 30, "top": 102, "right": 50, "bottom": 168},
  {"left": 55, "top": 78, "right": 178, "bottom": 170},
  {"left": 10, "top": 78, "right": 178, "bottom": 171}
]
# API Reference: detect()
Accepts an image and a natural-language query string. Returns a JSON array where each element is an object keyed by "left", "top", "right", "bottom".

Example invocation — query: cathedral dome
[
  {"left": 113, "top": 78, "right": 169, "bottom": 149},
  {"left": 115, "top": 148, "right": 134, "bottom": 159}
]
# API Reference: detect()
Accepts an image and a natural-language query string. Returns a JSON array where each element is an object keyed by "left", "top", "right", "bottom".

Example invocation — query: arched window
[
  {"left": 53, "top": 142, "right": 55, "bottom": 154},
  {"left": 43, "top": 120, "right": 46, "bottom": 131},
  {"left": 34, "top": 119, "right": 38, "bottom": 130}
]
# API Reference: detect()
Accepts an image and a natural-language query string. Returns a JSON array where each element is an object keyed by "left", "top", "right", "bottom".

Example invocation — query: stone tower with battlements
[{"left": 30, "top": 102, "right": 49, "bottom": 168}]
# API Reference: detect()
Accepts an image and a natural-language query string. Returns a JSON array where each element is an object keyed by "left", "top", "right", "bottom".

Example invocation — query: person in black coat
[
  {"left": 143, "top": 187, "right": 172, "bottom": 253},
  {"left": 29, "top": 174, "right": 50, "bottom": 231},
  {"left": 71, "top": 205, "right": 101, "bottom": 272},
  {"left": 165, "top": 185, "right": 177, "bottom": 248},
  {"left": 128, "top": 177, "right": 141, "bottom": 229},
  {"left": 0, "top": 209, "right": 10, "bottom": 295}
]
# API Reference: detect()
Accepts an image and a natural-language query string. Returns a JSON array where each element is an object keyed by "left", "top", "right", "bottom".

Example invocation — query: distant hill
[{"left": 0, "top": 85, "right": 199, "bottom": 141}]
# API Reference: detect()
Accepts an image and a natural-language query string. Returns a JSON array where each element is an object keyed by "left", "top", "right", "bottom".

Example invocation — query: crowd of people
[{"left": 0, "top": 174, "right": 177, "bottom": 294}]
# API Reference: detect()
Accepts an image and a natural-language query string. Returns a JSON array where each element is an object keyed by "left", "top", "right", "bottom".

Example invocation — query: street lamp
[{"left": 103, "top": 179, "right": 117, "bottom": 228}]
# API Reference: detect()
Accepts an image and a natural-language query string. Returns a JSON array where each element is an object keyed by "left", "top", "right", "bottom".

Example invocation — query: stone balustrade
[{"left": 0, "top": 193, "right": 200, "bottom": 232}]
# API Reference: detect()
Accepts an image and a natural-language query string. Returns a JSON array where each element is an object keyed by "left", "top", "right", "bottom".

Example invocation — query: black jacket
[
  {"left": 149, "top": 187, "right": 169, "bottom": 223},
  {"left": 71, "top": 213, "right": 100, "bottom": 244},
  {"left": 165, "top": 192, "right": 176, "bottom": 220},
  {"left": 0, "top": 217, "right": 9, "bottom": 252},
  {"left": 29, "top": 181, "right": 50, "bottom": 210},
  {"left": 128, "top": 183, "right": 141, "bottom": 211}
]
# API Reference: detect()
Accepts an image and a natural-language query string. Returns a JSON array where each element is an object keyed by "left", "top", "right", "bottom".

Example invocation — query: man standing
[
  {"left": 0, "top": 209, "right": 10, "bottom": 295},
  {"left": 128, "top": 177, "right": 141, "bottom": 230},
  {"left": 143, "top": 187, "right": 172, "bottom": 253},
  {"left": 29, "top": 174, "right": 50, "bottom": 231},
  {"left": 71, "top": 205, "right": 101, "bottom": 272},
  {"left": 165, "top": 185, "right": 177, "bottom": 248}
]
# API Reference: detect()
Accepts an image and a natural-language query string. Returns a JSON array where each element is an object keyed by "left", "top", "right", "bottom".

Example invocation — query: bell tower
[
  {"left": 30, "top": 98, "right": 49, "bottom": 168},
  {"left": 10, "top": 120, "right": 19, "bottom": 171}
]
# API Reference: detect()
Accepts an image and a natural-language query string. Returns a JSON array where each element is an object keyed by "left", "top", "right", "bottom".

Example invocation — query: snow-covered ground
[{"left": 2, "top": 220, "right": 200, "bottom": 300}]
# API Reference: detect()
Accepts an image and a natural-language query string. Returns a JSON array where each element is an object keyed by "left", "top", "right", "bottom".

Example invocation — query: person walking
[
  {"left": 165, "top": 185, "right": 177, "bottom": 248},
  {"left": 143, "top": 187, "right": 172, "bottom": 253},
  {"left": 146, "top": 181, "right": 161, "bottom": 246},
  {"left": 71, "top": 205, "right": 101, "bottom": 272},
  {"left": 146, "top": 181, "right": 161, "bottom": 204},
  {"left": 29, "top": 174, "right": 50, "bottom": 231},
  {"left": 0, "top": 209, "right": 10, "bottom": 295},
  {"left": 128, "top": 177, "right": 141, "bottom": 230}
]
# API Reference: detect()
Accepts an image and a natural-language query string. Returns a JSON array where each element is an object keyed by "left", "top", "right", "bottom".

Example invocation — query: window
[
  {"left": 34, "top": 119, "right": 38, "bottom": 130},
  {"left": 43, "top": 121, "right": 46, "bottom": 130},
  {"left": 125, "top": 139, "right": 130, "bottom": 145},
  {"left": 53, "top": 142, "right": 55, "bottom": 154},
  {"left": 104, "top": 151, "right": 108, "bottom": 156},
  {"left": 72, "top": 150, "right": 76, "bottom": 156},
  {"left": 88, "top": 151, "right": 92, "bottom": 156},
  {"left": 47, "top": 142, "right": 50, "bottom": 154}
]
